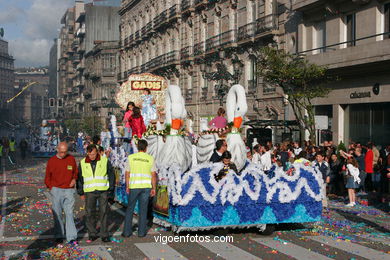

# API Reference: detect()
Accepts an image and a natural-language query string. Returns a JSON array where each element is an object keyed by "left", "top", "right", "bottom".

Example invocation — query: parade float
[
  {"left": 31, "top": 119, "right": 60, "bottom": 157},
  {"left": 107, "top": 73, "right": 324, "bottom": 233}
]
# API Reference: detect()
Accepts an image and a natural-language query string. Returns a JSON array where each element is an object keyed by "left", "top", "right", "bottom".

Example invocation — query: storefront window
[{"left": 349, "top": 102, "right": 390, "bottom": 146}]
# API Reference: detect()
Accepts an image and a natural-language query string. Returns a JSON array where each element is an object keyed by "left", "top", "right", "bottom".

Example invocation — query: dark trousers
[
  {"left": 21, "top": 149, "right": 26, "bottom": 160},
  {"left": 123, "top": 188, "right": 151, "bottom": 237},
  {"left": 85, "top": 191, "right": 109, "bottom": 238}
]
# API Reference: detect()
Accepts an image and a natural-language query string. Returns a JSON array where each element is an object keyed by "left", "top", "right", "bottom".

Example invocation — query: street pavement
[{"left": 0, "top": 155, "right": 389, "bottom": 259}]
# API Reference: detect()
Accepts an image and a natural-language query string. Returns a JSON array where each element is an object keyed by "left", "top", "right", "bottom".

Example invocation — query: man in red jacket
[
  {"left": 45, "top": 142, "right": 78, "bottom": 244},
  {"left": 365, "top": 142, "right": 374, "bottom": 192}
]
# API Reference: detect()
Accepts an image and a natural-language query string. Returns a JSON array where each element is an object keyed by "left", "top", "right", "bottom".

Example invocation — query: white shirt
[
  {"left": 347, "top": 164, "right": 361, "bottom": 184},
  {"left": 294, "top": 147, "right": 302, "bottom": 156},
  {"left": 252, "top": 152, "right": 262, "bottom": 164},
  {"left": 260, "top": 151, "right": 272, "bottom": 171}
]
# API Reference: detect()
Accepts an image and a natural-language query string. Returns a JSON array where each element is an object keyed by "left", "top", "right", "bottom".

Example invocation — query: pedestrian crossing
[
  {"left": 308, "top": 235, "right": 390, "bottom": 260},
  {"left": 2, "top": 233, "right": 390, "bottom": 260}
]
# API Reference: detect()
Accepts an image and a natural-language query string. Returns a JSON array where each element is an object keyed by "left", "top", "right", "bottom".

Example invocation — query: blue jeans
[
  {"left": 123, "top": 188, "right": 151, "bottom": 237},
  {"left": 123, "top": 127, "right": 132, "bottom": 154},
  {"left": 50, "top": 187, "right": 77, "bottom": 242}
]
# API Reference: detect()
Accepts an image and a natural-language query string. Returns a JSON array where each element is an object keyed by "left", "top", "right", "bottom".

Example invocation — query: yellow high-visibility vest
[
  {"left": 9, "top": 141, "right": 16, "bottom": 152},
  {"left": 81, "top": 157, "right": 109, "bottom": 192},
  {"left": 127, "top": 152, "right": 154, "bottom": 189}
]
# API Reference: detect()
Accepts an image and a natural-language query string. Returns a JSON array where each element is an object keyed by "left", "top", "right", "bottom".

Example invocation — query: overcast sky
[{"left": 0, "top": 0, "right": 74, "bottom": 68}]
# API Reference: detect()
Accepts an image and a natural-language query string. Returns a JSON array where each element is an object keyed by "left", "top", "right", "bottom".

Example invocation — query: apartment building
[
  {"left": 292, "top": 0, "right": 390, "bottom": 145},
  {"left": 118, "top": 0, "right": 294, "bottom": 139},
  {"left": 84, "top": 41, "right": 120, "bottom": 123},
  {"left": 14, "top": 69, "right": 49, "bottom": 128},
  {"left": 58, "top": 0, "right": 120, "bottom": 121},
  {"left": 0, "top": 38, "right": 15, "bottom": 128}
]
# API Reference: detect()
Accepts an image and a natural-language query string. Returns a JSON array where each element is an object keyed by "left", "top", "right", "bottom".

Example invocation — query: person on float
[
  {"left": 77, "top": 144, "right": 115, "bottom": 242},
  {"left": 214, "top": 151, "right": 239, "bottom": 182},
  {"left": 208, "top": 107, "right": 227, "bottom": 129},
  {"left": 140, "top": 88, "right": 157, "bottom": 127},
  {"left": 252, "top": 144, "right": 262, "bottom": 164},
  {"left": 260, "top": 145, "right": 273, "bottom": 173},
  {"left": 123, "top": 102, "right": 135, "bottom": 154},
  {"left": 129, "top": 107, "right": 146, "bottom": 139},
  {"left": 210, "top": 139, "right": 227, "bottom": 163},
  {"left": 122, "top": 139, "right": 156, "bottom": 238}
]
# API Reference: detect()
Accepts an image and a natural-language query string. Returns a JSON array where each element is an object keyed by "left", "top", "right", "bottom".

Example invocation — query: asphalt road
[{"left": 0, "top": 155, "right": 389, "bottom": 260}]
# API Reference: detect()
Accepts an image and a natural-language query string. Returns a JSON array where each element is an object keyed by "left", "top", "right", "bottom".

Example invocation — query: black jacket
[
  {"left": 210, "top": 150, "right": 222, "bottom": 163},
  {"left": 76, "top": 156, "right": 115, "bottom": 197}
]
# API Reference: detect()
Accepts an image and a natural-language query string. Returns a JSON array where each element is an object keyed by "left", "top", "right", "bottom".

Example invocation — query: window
[
  {"left": 346, "top": 14, "right": 356, "bottom": 46},
  {"left": 385, "top": 3, "right": 390, "bottom": 38},
  {"left": 316, "top": 22, "right": 326, "bottom": 52}
]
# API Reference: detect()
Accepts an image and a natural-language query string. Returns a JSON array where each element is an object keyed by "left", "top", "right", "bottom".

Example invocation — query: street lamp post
[{"left": 200, "top": 50, "right": 243, "bottom": 106}]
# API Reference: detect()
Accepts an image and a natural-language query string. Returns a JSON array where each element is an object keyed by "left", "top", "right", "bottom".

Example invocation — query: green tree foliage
[
  {"left": 257, "top": 47, "right": 333, "bottom": 143},
  {"left": 65, "top": 119, "right": 80, "bottom": 137},
  {"left": 81, "top": 116, "right": 103, "bottom": 137},
  {"left": 65, "top": 116, "right": 103, "bottom": 137}
]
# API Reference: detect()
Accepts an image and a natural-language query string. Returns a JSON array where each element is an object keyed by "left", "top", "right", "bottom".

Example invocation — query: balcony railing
[
  {"left": 237, "top": 14, "right": 278, "bottom": 42},
  {"left": 168, "top": 5, "right": 179, "bottom": 19},
  {"left": 180, "top": 46, "right": 193, "bottom": 60},
  {"left": 237, "top": 22, "right": 255, "bottom": 42},
  {"left": 146, "top": 22, "right": 153, "bottom": 36},
  {"left": 166, "top": 50, "right": 180, "bottom": 64},
  {"left": 193, "top": 41, "right": 205, "bottom": 56},
  {"left": 128, "top": 34, "right": 134, "bottom": 46},
  {"left": 194, "top": 0, "right": 206, "bottom": 7},
  {"left": 255, "top": 14, "right": 278, "bottom": 35},
  {"left": 134, "top": 31, "right": 141, "bottom": 42},
  {"left": 153, "top": 10, "right": 168, "bottom": 30},
  {"left": 205, "top": 30, "right": 236, "bottom": 52},
  {"left": 220, "top": 30, "right": 236, "bottom": 46},
  {"left": 181, "top": 0, "right": 193, "bottom": 12}
]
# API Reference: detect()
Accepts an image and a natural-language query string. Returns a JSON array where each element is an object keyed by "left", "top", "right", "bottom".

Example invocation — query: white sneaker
[{"left": 346, "top": 203, "right": 355, "bottom": 207}]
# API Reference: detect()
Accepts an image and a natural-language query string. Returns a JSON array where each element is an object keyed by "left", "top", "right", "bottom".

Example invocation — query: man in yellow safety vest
[
  {"left": 76, "top": 144, "right": 115, "bottom": 242},
  {"left": 122, "top": 139, "right": 156, "bottom": 238},
  {"left": 9, "top": 137, "right": 16, "bottom": 165}
]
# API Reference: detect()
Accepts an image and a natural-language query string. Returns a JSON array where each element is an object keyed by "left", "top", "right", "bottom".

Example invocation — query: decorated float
[
  {"left": 31, "top": 120, "right": 60, "bottom": 157},
  {"left": 107, "top": 73, "right": 324, "bottom": 233}
]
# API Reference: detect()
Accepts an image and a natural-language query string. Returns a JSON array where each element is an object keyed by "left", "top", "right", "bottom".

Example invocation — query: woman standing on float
[
  {"left": 123, "top": 102, "right": 135, "bottom": 153},
  {"left": 141, "top": 88, "right": 157, "bottom": 126}
]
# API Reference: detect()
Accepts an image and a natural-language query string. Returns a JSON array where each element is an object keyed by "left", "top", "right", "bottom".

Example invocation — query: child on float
[
  {"left": 345, "top": 157, "right": 361, "bottom": 207},
  {"left": 140, "top": 88, "right": 157, "bottom": 127},
  {"left": 214, "top": 151, "right": 239, "bottom": 182}
]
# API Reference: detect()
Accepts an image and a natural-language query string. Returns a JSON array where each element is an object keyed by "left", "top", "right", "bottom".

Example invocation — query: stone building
[
  {"left": 58, "top": 0, "right": 120, "bottom": 121},
  {"left": 84, "top": 41, "right": 120, "bottom": 123},
  {"left": 291, "top": 0, "right": 390, "bottom": 146},
  {"left": 119, "top": 0, "right": 390, "bottom": 146},
  {"left": 58, "top": 5, "right": 78, "bottom": 119},
  {"left": 118, "top": 0, "right": 293, "bottom": 142},
  {"left": 14, "top": 69, "right": 50, "bottom": 128},
  {"left": 0, "top": 38, "right": 15, "bottom": 128}
]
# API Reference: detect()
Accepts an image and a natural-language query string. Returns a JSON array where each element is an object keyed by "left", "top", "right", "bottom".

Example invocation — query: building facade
[
  {"left": 291, "top": 0, "right": 390, "bottom": 146},
  {"left": 14, "top": 69, "right": 50, "bottom": 128},
  {"left": 0, "top": 38, "right": 15, "bottom": 129},
  {"left": 84, "top": 41, "right": 120, "bottom": 124},
  {"left": 118, "top": 0, "right": 390, "bottom": 146},
  {"left": 58, "top": 0, "right": 120, "bottom": 122},
  {"left": 118, "top": 0, "right": 294, "bottom": 141}
]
